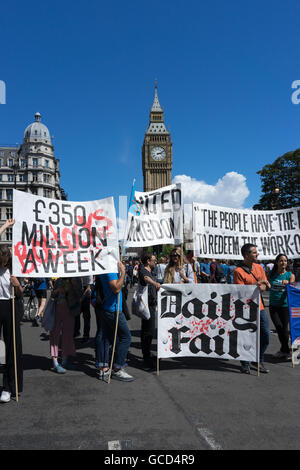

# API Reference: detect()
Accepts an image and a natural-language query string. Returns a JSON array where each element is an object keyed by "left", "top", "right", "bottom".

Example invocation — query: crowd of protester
[{"left": 0, "top": 219, "right": 299, "bottom": 403}]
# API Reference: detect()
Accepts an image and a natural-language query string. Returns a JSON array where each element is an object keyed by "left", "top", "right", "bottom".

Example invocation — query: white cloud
[{"left": 173, "top": 171, "right": 250, "bottom": 209}]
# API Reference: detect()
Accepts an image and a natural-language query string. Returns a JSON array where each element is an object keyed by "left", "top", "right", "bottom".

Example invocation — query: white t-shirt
[
  {"left": 173, "top": 264, "right": 195, "bottom": 284},
  {"left": 0, "top": 268, "right": 12, "bottom": 299}
]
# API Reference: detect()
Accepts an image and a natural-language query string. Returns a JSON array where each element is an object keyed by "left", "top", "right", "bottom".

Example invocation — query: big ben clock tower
[{"left": 142, "top": 82, "right": 172, "bottom": 192}]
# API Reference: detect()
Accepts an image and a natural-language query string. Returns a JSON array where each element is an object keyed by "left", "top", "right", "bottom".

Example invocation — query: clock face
[{"left": 151, "top": 146, "right": 166, "bottom": 161}]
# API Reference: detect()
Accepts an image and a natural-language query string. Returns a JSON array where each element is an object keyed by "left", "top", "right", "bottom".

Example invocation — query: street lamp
[{"left": 12, "top": 163, "right": 20, "bottom": 189}]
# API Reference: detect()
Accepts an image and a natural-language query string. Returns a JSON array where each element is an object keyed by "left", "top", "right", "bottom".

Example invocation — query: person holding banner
[
  {"left": 269, "top": 254, "right": 295, "bottom": 360},
  {"left": 50, "top": 278, "right": 81, "bottom": 373},
  {"left": 163, "top": 248, "right": 195, "bottom": 284},
  {"left": 234, "top": 243, "right": 271, "bottom": 374},
  {"left": 139, "top": 253, "right": 161, "bottom": 369},
  {"left": 0, "top": 244, "right": 24, "bottom": 403},
  {"left": 97, "top": 262, "right": 134, "bottom": 382}
]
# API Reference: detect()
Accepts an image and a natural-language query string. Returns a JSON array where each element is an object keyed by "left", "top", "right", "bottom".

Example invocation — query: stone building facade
[{"left": 0, "top": 112, "right": 66, "bottom": 244}]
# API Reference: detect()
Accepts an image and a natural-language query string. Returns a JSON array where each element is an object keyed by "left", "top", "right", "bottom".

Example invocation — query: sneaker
[
  {"left": 240, "top": 364, "right": 251, "bottom": 374},
  {"left": 61, "top": 360, "right": 77, "bottom": 370},
  {"left": 54, "top": 364, "right": 66, "bottom": 374},
  {"left": 251, "top": 362, "right": 270, "bottom": 373},
  {"left": 99, "top": 369, "right": 110, "bottom": 382},
  {"left": 0, "top": 391, "right": 11, "bottom": 403},
  {"left": 274, "top": 351, "right": 289, "bottom": 359},
  {"left": 111, "top": 369, "right": 134, "bottom": 382}
]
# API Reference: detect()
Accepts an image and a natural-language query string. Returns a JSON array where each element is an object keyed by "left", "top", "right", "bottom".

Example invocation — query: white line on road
[{"left": 196, "top": 427, "right": 223, "bottom": 450}]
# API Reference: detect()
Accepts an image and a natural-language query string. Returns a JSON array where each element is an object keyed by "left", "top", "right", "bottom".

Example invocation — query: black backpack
[{"left": 215, "top": 263, "right": 226, "bottom": 283}]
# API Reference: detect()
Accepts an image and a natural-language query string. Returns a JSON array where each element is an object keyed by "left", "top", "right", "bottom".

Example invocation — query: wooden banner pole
[
  {"left": 12, "top": 286, "right": 19, "bottom": 403},
  {"left": 108, "top": 293, "right": 121, "bottom": 384}
]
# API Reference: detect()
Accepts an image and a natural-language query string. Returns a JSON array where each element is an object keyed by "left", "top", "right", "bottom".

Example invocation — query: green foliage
[{"left": 253, "top": 150, "right": 300, "bottom": 210}]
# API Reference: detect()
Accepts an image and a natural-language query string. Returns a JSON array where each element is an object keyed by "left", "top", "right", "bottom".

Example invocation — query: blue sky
[{"left": 1, "top": 0, "right": 300, "bottom": 218}]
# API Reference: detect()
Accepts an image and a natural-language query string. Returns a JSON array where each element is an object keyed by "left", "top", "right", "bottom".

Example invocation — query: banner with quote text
[
  {"left": 12, "top": 190, "right": 119, "bottom": 277},
  {"left": 158, "top": 284, "right": 260, "bottom": 362},
  {"left": 124, "top": 183, "right": 183, "bottom": 247},
  {"left": 193, "top": 203, "right": 300, "bottom": 260}
]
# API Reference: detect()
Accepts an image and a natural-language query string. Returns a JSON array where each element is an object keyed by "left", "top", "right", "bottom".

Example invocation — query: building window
[
  {"left": 32, "top": 171, "right": 38, "bottom": 182},
  {"left": 8, "top": 174, "right": 14, "bottom": 182},
  {"left": 31, "top": 188, "right": 38, "bottom": 195},
  {"left": 6, "top": 207, "right": 13, "bottom": 219},
  {"left": 43, "top": 189, "right": 51, "bottom": 198},
  {"left": 0, "top": 151, "right": 4, "bottom": 157},
  {"left": 19, "top": 174, "right": 27, "bottom": 182},
  {"left": 0, "top": 190, "right": 2, "bottom": 200},
  {"left": 7, "top": 189, "right": 12, "bottom": 201},
  {"left": 6, "top": 228, "right": 12, "bottom": 242},
  {"left": 20, "top": 159, "right": 26, "bottom": 168},
  {"left": 0, "top": 175, "right": 2, "bottom": 182},
  {"left": 33, "top": 158, "right": 38, "bottom": 167},
  {"left": 8, "top": 159, "right": 14, "bottom": 167},
  {"left": 45, "top": 159, "right": 49, "bottom": 168}
]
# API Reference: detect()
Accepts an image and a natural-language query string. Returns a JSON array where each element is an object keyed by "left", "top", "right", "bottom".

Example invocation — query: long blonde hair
[{"left": 163, "top": 247, "right": 186, "bottom": 283}]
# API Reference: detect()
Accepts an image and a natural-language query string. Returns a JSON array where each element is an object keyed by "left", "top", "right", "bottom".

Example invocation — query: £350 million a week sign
[{"left": 12, "top": 190, "right": 119, "bottom": 277}]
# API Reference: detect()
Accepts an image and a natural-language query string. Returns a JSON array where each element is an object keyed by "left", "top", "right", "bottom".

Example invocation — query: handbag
[
  {"left": 42, "top": 297, "right": 56, "bottom": 332},
  {"left": 131, "top": 283, "right": 150, "bottom": 320}
]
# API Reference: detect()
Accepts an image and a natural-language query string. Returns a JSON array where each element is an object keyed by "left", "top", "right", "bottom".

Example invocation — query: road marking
[
  {"left": 108, "top": 440, "right": 133, "bottom": 450},
  {"left": 196, "top": 427, "right": 222, "bottom": 450},
  {"left": 108, "top": 440, "right": 122, "bottom": 450}
]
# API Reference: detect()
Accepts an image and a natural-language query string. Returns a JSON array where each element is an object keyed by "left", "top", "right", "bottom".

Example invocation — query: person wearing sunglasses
[{"left": 163, "top": 248, "right": 195, "bottom": 284}]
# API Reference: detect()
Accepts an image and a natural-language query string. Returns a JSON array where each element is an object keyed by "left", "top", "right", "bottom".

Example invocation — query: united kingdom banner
[{"left": 287, "top": 284, "right": 300, "bottom": 347}]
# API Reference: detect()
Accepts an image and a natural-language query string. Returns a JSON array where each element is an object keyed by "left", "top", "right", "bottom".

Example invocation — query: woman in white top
[
  {"left": 0, "top": 231, "right": 24, "bottom": 403},
  {"left": 163, "top": 248, "right": 195, "bottom": 284}
]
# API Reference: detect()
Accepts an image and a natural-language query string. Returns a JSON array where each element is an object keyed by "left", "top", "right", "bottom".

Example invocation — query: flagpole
[
  {"left": 12, "top": 286, "right": 19, "bottom": 403},
  {"left": 108, "top": 179, "right": 136, "bottom": 383}
]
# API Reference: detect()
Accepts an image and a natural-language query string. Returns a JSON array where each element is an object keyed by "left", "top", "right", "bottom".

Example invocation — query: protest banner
[
  {"left": 193, "top": 203, "right": 300, "bottom": 260},
  {"left": 124, "top": 183, "right": 183, "bottom": 247},
  {"left": 12, "top": 190, "right": 119, "bottom": 277},
  {"left": 158, "top": 284, "right": 260, "bottom": 363}
]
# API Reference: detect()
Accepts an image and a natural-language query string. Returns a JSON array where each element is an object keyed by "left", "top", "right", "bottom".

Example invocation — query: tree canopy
[{"left": 253, "top": 149, "right": 300, "bottom": 210}]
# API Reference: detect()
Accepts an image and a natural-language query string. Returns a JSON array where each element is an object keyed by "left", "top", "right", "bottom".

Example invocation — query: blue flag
[
  {"left": 128, "top": 178, "right": 140, "bottom": 216},
  {"left": 287, "top": 284, "right": 300, "bottom": 347}
]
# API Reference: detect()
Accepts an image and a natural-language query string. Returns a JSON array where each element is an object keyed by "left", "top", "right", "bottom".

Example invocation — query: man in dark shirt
[{"left": 138, "top": 253, "right": 161, "bottom": 369}]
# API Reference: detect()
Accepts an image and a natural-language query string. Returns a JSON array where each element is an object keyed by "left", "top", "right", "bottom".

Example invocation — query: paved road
[{"left": 0, "top": 289, "right": 300, "bottom": 450}]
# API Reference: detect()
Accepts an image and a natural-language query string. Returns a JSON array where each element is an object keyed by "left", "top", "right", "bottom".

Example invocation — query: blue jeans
[
  {"left": 241, "top": 309, "right": 270, "bottom": 366},
  {"left": 95, "top": 310, "right": 131, "bottom": 369}
]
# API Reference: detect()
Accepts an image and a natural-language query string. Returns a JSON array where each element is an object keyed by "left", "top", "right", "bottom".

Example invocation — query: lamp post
[{"left": 12, "top": 163, "right": 20, "bottom": 189}]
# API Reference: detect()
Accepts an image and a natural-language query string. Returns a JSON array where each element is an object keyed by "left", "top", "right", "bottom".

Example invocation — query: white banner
[
  {"left": 124, "top": 183, "right": 183, "bottom": 247},
  {"left": 12, "top": 190, "right": 119, "bottom": 277},
  {"left": 193, "top": 203, "right": 300, "bottom": 260},
  {"left": 158, "top": 284, "right": 260, "bottom": 362}
]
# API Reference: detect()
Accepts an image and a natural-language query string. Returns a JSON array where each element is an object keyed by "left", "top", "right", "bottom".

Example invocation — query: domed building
[{"left": 0, "top": 112, "right": 66, "bottom": 243}]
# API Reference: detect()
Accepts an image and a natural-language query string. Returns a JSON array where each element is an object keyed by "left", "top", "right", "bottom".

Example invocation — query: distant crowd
[{"left": 0, "top": 218, "right": 299, "bottom": 403}]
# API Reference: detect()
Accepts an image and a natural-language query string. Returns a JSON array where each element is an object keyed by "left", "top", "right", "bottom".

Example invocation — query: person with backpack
[
  {"left": 210, "top": 260, "right": 227, "bottom": 283},
  {"left": 269, "top": 254, "right": 295, "bottom": 360},
  {"left": 234, "top": 243, "right": 270, "bottom": 374}
]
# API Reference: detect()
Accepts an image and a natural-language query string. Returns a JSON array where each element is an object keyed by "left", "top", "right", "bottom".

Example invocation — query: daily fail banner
[
  {"left": 13, "top": 190, "right": 119, "bottom": 277},
  {"left": 124, "top": 183, "right": 183, "bottom": 248},
  {"left": 158, "top": 284, "right": 260, "bottom": 362},
  {"left": 193, "top": 203, "right": 300, "bottom": 260}
]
